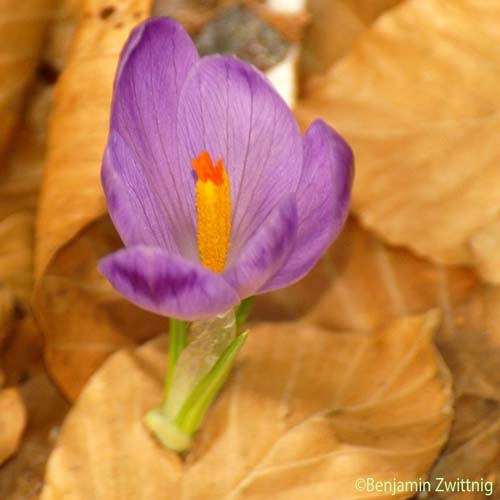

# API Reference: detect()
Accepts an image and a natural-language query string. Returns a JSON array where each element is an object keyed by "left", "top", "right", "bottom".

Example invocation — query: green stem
[
  {"left": 235, "top": 296, "right": 254, "bottom": 333},
  {"left": 145, "top": 301, "right": 253, "bottom": 453},
  {"left": 164, "top": 318, "right": 189, "bottom": 400},
  {"left": 175, "top": 331, "right": 249, "bottom": 434}
]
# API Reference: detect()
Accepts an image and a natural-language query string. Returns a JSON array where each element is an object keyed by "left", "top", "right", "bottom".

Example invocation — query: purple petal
[
  {"left": 99, "top": 246, "right": 240, "bottom": 320},
  {"left": 102, "top": 18, "right": 199, "bottom": 259},
  {"left": 259, "top": 120, "right": 354, "bottom": 293},
  {"left": 223, "top": 196, "right": 298, "bottom": 298},
  {"left": 176, "top": 55, "right": 303, "bottom": 261}
]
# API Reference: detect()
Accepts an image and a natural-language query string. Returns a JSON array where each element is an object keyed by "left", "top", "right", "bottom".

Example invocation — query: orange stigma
[
  {"left": 192, "top": 151, "right": 224, "bottom": 186},
  {"left": 191, "top": 151, "right": 231, "bottom": 273}
]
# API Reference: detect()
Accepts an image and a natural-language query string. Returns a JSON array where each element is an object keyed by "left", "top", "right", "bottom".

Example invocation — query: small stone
[{"left": 194, "top": 6, "right": 289, "bottom": 71}]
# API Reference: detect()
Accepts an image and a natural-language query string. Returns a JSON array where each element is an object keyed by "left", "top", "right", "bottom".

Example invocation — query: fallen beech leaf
[
  {"left": 0, "top": 0, "right": 55, "bottom": 162},
  {"left": 41, "top": 312, "right": 452, "bottom": 499},
  {"left": 431, "top": 331, "right": 500, "bottom": 498},
  {"left": 255, "top": 218, "right": 478, "bottom": 331},
  {"left": 0, "top": 387, "right": 27, "bottom": 466},
  {"left": 300, "top": 0, "right": 402, "bottom": 83},
  {"left": 296, "top": 0, "right": 500, "bottom": 277},
  {"left": 32, "top": 0, "right": 156, "bottom": 399},
  {"left": 34, "top": 0, "right": 152, "bottom": 281}
]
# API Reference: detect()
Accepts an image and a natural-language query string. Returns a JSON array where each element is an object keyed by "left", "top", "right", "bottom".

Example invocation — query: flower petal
[
  {"left": 223, "top": 196, "right": 298, "bottom": 298},
  {"left": 259, "top": 120, "right": 354, "bottom": 293},
  {"left": 99, "top": 246, "right": 240, "bottom": 321},
  {"left": 176, "top": 55, "right": 303, "bottom": 261},
  {"left": 102, "top": 18, "right": 199, "bottom": 258}
]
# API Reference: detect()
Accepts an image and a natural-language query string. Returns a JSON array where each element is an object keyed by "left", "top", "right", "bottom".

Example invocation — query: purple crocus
[{"left": 99, "top": 17, "right": 353, "bottom": 321}]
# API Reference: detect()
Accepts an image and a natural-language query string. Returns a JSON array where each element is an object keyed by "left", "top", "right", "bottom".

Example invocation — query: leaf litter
[
  {"left": 297, "top": 0, "right": 500, "bottom": 282},
  {"left": 1, "top": 0, "right": 500, "bottom": 497},
  {"left": 41, "top": 312, "right": 452, "bottom": 500}
]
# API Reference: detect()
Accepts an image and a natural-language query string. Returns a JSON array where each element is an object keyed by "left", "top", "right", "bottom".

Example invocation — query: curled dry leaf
[
  {"left": 296, "top": 0, "right": 500, "bottom": 282},
  {"left": 41, "top": 312, "right": 452, "bottom": 500},
  {"left": 0, "top": 0, "right": 55, "bottom": 162},
  {"left": 255, "top": 218, "right": 478, "bottom": 332},
  {"left": 0, "top": 387, "right": 27, "bottom": 466},
  {"left": 33, "top": 0, "right": 157, "bottom": 398},
  {"left": 34, "top": 0, "right": 152, "bottom": 281}
]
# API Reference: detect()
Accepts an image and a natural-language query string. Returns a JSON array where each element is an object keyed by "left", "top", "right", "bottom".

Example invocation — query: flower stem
[
  {"left": 164, "top": 318, "right": 189, "bottom": 400},
  {"left": 175, "top": 330, "right": 248, "bottom": 434},
  {"left": 145, "top": 301, "right": 253, "bottom": 453},
  {"left": 235, "top": 296, "right": 254, "bottom": 333}
]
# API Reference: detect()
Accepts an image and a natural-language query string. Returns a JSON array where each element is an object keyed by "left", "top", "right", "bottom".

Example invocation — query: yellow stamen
[{"left": 192, "top": 151, "right": 231, "bottom": 273}]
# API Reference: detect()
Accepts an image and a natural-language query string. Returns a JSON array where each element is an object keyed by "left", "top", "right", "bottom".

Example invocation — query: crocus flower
[{"left": 99, "top": 17, "right": 353, "bottom": 321}]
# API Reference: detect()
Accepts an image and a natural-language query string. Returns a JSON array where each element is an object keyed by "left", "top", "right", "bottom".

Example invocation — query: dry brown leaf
[
  {"left": 255, "top": 218, "right": 479, "bottom": 331},
  {"left": 255, "top": 218, "right": 500, "bottom": 493},
  {"left": 32, "top": 0, "right": 159, "bottom": 399},
  {"left": 300, "top": 0, "right": 402, "bottom": 83},
  {"left": 0, "top": 0, "right": 56, "bottom": 162},
  {"left": 34, "top": 0, "right": 151, "bottom": 281},
  {"left": 41, "top": 312, "right": 452, "bottom": 499},
  {"left": 0, "top": 387, "right": 27, "bottom": 466},
  {"left": 296, "top": 0, "right": 500, "bottom": 280}
]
